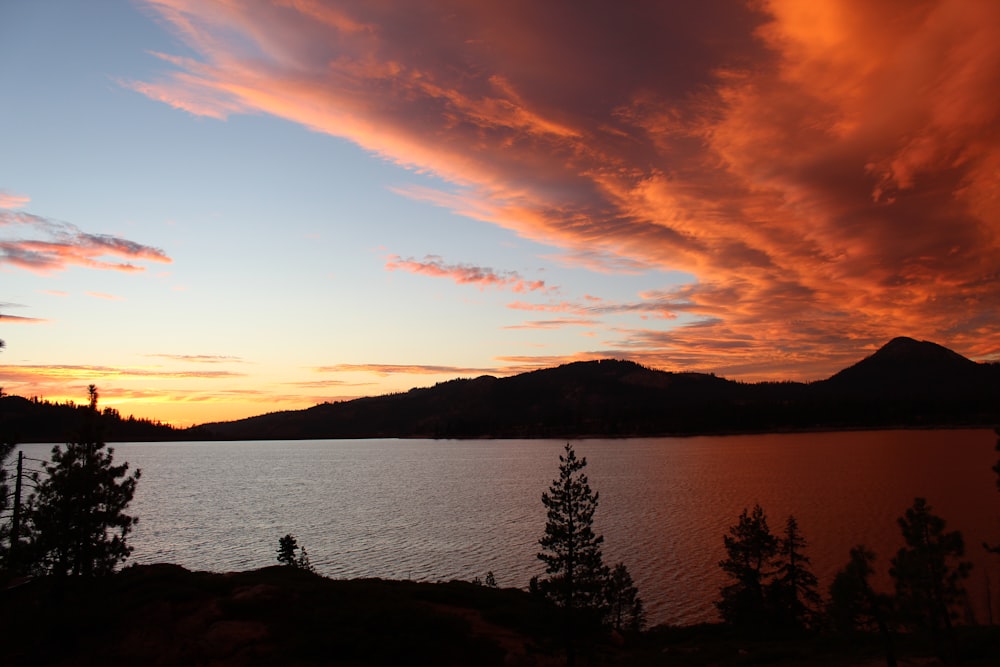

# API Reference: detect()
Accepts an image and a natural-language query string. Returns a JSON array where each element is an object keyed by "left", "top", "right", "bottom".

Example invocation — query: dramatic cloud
[
  {"left": 385, "top": 255, "right": 549, "bottom": 293},
  {"left": 134, "top": 0, "right": 1000, "bottom": 377},
  {"left": 0, "top": 206, "right": 171, "bottom": 274}
]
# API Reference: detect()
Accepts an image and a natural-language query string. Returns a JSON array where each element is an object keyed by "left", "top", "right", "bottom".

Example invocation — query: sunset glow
[{"left": 3, "top": 0, "right": 999, "bottom": 426}]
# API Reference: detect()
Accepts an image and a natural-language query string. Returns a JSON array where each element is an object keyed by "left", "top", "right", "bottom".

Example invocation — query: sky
[{"left": 2, "top": 0, "right": 999, "bottom": 427}]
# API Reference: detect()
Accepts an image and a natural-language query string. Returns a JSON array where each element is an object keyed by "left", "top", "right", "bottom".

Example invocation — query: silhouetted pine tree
[
  {"left": 890, "top": 497, "right": 970, "bottom": 666},
  {"left": 605, "top": 562, "right": 645, "bottom": 632},
  {"left": 767, "top": 515, "right": 820, "bottom": 630},
  {"left": 827, "top": 545, "right": 897, "bottom": 666},
  {"left": 716, "top": 504, "right": 777, "bottom": 628},
  {"left": 987, "top": 428, "right": 1000, "bottom": 556},
  {"left": 993, "top": 428, "right": 1000, "bottom": 493},
  {"left": 537, "top": 443, "right": 609, "bottom": 665},
  {"left": 27, "top": 386, "right": 140, "bottom": 576},
  {"left": 277, "top": 533, "right": 315, "bottom": 572}
]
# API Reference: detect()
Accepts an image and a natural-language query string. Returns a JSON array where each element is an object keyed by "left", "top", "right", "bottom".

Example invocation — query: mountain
[
  {"left": 821, "top": 337, "right": 985, "bottom": 394},
  {"left": 194, "top": 339, "right": 1000, "bottom": 439},
  {"left": 0, "top": 395, "right": 194, "bottom": 444},
  {"left": 198, "top": 359, "right": 762, "bottom": 440},
  {"left": 5, "top": 339, "right": 999, "bottom": 442}
]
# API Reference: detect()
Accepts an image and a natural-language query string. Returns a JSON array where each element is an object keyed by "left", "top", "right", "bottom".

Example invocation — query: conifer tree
[
  {"left": 277, "top": 533, "right": 299, "bottom": 566},
  {"left": 827, "top": 545, "right": 898, "bottom": 666},
  {"left": 716, "top": 504, "right": 777, "bottom": 628},
  {"left": 890, "top": 498, "right": 970, "bottom": 633},
  {"left": 605, "top": 562, "right": 646, "bottom": 632},
  {"left": 987, "top": 428, "right": 1000, "bottom": 556},
  {"left": 277, "top": 533, "right": 315, "bottom": 572},
  {"left": 827, "top": 545, "right": 881, "bottom": 633},
  {"left": 27, "top": 386, "right": 140, "bottom": 576},
  {"left": 768, "top": 515, "right": 820, "bottom": 629},
  {"left": 993, "top": 427, "right": 1000, "bottom": 493},
  {"left": 537, "top": 443, "right": 609, "bottom": 664}
]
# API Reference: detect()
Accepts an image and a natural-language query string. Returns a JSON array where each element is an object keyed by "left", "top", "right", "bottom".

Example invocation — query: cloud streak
[
  {"left": 0, "top": 314, "right": 47, "bottom": 324},
  {"left": 146, "top": 354, "right": 246, "bottom": 364},
  {"left": 133, "top": 0, "right": 1000, "bottom": 376},
  {"left": 313, "top": 363, "right": 504, "bottom": 377},
  {"left": 0, "top": 364, "right": 245, "bottom": 383},
  {"left": 385, "top": 254, "right": 549, "bottom": 293},
  {"left": 0, "top": 205, "right": 171, "bottom": 274},
  {"left": 0, "top": 190, "right": 30, "bottom": 210}
]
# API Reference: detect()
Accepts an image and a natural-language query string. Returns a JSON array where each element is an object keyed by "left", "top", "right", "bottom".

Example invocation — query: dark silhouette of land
[
  {"left": 0, "top": 394, "right": 205, "bottom": 443},
  {"left": 196, "top": 337, "right": 1000, "bottom": 440},
  {"left": 4, "top": 337, "right": 999, "bottom": 441},
  {"left": 3, "top": 563, "right": 998, "bottom": 666}
]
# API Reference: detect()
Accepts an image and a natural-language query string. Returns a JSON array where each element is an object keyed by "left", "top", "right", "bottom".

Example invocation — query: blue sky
[{"left": 3, "top": 1, "right": 999, "bottom": 425}]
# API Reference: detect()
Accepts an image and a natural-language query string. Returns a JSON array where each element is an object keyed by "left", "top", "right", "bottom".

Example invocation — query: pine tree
[
  {"left": 827, "top": 545, "right": 898, "bottom": 666},
  {"left": 890, "top": 498, "right": 971, "bottom": 633},
  {"left": 537, "top": 443, "right": 609, "bottom": 664},
  {"left": 27, "top": 386, "right": 140, "bottom": 576},
  {"left": 716, "top": 504, "right": 777, "bottom": 628},
  {"left": 986, "top": 428, "right": 1000, "bottom": 556},
  {"left": 605, "top": 562, "right": 646, "bottom": 632},
  {"left": 277, "top": 533, "right": 315, "bottom": 572},
  {"left": 277, "top": 533, "right": 298, "bottom": 566},
  {"left": 768, "top": 515, "right": 820, "bottom": 629},
  {"left": 827, "top": 545, "right": 880, "bottom": 633}
]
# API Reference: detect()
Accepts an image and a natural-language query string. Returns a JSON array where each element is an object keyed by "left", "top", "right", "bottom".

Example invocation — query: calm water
[{"left": 16, "top": 430, "right": 1000, "bottom": 626}]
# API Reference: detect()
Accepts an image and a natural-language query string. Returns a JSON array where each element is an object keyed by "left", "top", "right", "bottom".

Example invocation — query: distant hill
[
  {"left": 821, "top": 337, "right": 985, "bottom": 394},
  {"left": 0, "top": 395, "right": 198, "bottom": 443},
  {"left": 195, "top": 338, "right": 1000, "bottom": 440},
  {"left": 4, "top": 338, "right": 998, "bottom": 442}
]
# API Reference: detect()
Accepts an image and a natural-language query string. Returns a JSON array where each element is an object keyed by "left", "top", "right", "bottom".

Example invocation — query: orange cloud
[
  {"left": 146, "top": 354, "right": 246, "bottom": 363},
  {"left": 503, "top": 318, "right": 599, "bottom": 330},
  {"left": 134, "top": 0, "right": 1000, "bottom": 376},
  {"left": 313, "top": 363, "right": 505, "bottom": 377},
  {"left": 0, "top": 364, "right": 245, "bottom": 383},
  {"left": 385, "top": 255, "right": 549, "bottom": 293},
  {"left": 0, "top": 314, "right": 47, "bottom": 324},
  {"left": 0, "top": 190, "right": 29, "bottom": 210},
  {"left": 86, "top": 292, "right": 126, "bottom": 301},
  {"left": 1, "top": 207, "right": 171, "bottom": 274}
]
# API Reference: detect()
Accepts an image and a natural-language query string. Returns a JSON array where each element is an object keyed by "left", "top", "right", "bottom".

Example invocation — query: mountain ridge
[
  {"left": 4, "top": 338, "right": 998, "bottom": 442},
  {"left": 193, "top": 337, "right": 1000, "bottom": 440}
]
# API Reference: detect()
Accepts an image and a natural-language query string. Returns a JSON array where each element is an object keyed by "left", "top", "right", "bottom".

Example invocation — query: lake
[{"left": 15, "top": 429, "right": 1000, "bottom": 626}]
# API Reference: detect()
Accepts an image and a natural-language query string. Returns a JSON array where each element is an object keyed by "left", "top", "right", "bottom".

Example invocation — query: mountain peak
[
  {"left": 822, "top": 336, "right": 979, "bottom": 390},
  {"left": 871, "top": 337, "right": 976, "bottom": 365}
]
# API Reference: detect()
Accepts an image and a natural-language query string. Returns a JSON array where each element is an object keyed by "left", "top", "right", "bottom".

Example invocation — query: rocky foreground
[{"left": 2, "top": 564, "right": 998, "bottom": 666}]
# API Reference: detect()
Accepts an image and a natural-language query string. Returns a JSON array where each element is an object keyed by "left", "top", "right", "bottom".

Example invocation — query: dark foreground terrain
[{"left": 3, "top": 565, "right": 999, "bottom": 666}]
